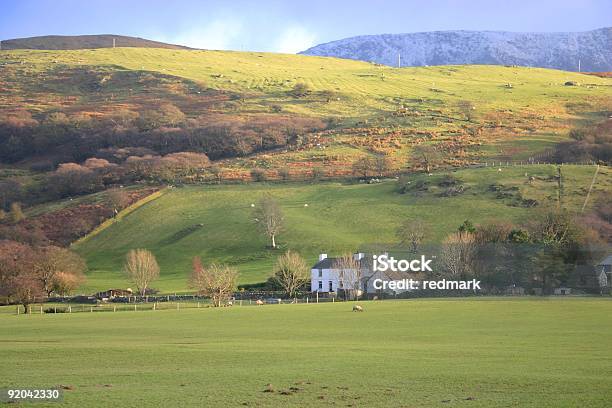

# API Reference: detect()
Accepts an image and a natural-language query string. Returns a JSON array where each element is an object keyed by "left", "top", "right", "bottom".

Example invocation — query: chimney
[{"left": 319, "top": 254, "right": 327, "bottom": 261}]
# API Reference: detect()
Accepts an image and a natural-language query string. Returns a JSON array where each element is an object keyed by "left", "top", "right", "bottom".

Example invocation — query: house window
[
  {"left": 329, "top": 281, "right": 333, "bottom": 292},
  {"left": 318, "top": 281, "right": 323, "bottom": 290},
  {"left": 318, "top": 270, "right": 322, "bottom": 278}
]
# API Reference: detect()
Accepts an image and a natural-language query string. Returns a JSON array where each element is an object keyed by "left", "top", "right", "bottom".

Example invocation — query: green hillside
[
  {"left": 73, "top": 164, "right": 610, "bottom": 293},
  {"left": 3, "top": 47, "right": 610, "bottom": 119},
  {"left": 2, "top": 47, "right": 610, "bottom": 174}
]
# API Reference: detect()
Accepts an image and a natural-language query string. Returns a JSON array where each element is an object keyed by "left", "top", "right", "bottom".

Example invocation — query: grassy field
[
  {"left": 2, "top": 48, "right": 610, "bottom": 172},
  {"left": 72, "top": 164, "right": 611, "bottom": 292},
  {"left": 1, "top": 298, "right": 611, "bottom": 407},
  {"left": 3, "top": 48, "right": 610, "bottom": 118}
]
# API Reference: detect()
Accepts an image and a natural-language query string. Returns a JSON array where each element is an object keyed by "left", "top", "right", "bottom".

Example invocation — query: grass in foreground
[{"left": 0, "top": 298, "right": 611, "bottom": 407}]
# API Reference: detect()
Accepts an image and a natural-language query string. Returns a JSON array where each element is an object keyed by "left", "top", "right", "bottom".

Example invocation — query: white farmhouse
[
  {"left": 310, "top": 253, "right": 408, "bottom": 295},
  {"left": 596, "top": 254, "right": 612, "bottom": 290},
  {"left": 310, "top": 253, "right": 367, "bottom": 293}
]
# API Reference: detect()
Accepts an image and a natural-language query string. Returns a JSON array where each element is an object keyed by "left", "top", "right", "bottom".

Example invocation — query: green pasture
[
  {"left": 1, "top": 298, "right": 611, "bottom": 407},
  {"left": 73, "top": 165, "right": 609, "bottom": 293}
]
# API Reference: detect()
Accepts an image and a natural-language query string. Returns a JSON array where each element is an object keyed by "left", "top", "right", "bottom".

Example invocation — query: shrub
[
  {"left": 251, "top": 168, "right": 267, "bottom": 182},
  {"left": 290, "top": 82, "right": 311, "bottom": 98}
]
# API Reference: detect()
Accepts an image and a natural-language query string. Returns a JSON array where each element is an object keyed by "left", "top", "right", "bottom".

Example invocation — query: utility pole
[
  {"left": 113, "top": 38, "right": 116, "bottom": 48},
  {"left": 557, "top": 165, "right": 564, "bottom": 209},
  {"left": 578, "top": 59, "right": 581, "bottom": 73},
  {"left": 398, "top": 53, "right": 401, "bottom": 68}
]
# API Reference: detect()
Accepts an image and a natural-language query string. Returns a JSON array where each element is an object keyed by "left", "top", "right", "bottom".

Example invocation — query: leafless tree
[
  {"left": 35, "top": 246, "right": 86, "bottom": 296},
  {"left": 352, "top": 156, "right": 375, "bottom": 178},
  {"left": 334, "top": 253, "right": 363, "bottom": 301},
  {"left": 9, "top": 202, "right": 25, "bottom": 224},
  {"left": 190, "top": 257, "right": 238, "bottom": 307},
  {"left": 374, "top": 155, "right": 392, "bottom": 177},
  {"left": 440, "top": 232, "right": 477, "bottom": 278},
  {"left": 457, "top": 100, "right": 476, "bottom": 122},
  {"left": 411, "top": 145, "right": 441, "bottom": 173},
  {"left": 253, "top": 195, "right": 284, "bottom": 249},
  {"left": 272, "top": 250, "right": 309, "bottom": 297},
  {"left": 0, "top": 240, "right": 43, "bottom": 313},
  {"left": 124, "top": 249, "right": 160, "bottom": 296},
  {"left": 396, "top": 220, "right": 428, "bottom": 252},
  {"left": 52, "top": 271, "right": 85, "bottom": 296},
  {"left": 108, "top": 188, "right": 130, "bottom": 216}
]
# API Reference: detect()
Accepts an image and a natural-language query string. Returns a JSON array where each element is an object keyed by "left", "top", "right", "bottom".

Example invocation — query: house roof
[
  {"left": 312, "top": 256, "right": 372, "bottom": 270},
  {"left": 598, "top": 255, "right": 612, "bottom": 266}
]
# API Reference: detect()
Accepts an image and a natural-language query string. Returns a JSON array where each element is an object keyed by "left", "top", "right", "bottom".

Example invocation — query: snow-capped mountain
[{"left": 300, "top": 28, "right": 612, "bottom": 72}]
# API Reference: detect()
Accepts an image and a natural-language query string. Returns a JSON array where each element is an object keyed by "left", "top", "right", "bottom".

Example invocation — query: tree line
[{"left": 0, "top": 107, "right": 326, "bottom": 165}]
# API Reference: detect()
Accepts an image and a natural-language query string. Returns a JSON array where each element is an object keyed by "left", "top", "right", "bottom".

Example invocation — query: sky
[{"left": 1, "top": 0, "right": 611, "bottom": 53}]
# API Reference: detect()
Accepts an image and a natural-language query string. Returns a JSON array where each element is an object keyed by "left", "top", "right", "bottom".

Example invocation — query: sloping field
[
  {"left": 2, "top": 47, "right": 610, "bottom": 119},
  {"left": 73, "top": 165, "right": 610, "bottom": 292}
]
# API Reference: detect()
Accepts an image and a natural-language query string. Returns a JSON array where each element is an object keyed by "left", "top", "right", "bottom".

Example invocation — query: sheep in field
[{"left": 352, "top": 305, "right": 364, "bottom": 312}]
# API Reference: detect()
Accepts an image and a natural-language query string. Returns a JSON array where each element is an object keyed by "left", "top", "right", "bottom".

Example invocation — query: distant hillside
[
  {"left": 301, "top": 27, "right": 612, "bottom": 72},
  {"left": 0, "top": 34, "right": 193, "bottom": 50}
]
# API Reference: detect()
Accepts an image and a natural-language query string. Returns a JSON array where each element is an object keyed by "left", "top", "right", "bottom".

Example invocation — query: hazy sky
[{"left": 2, "top": 0, "right": 611, "bottom": 53}]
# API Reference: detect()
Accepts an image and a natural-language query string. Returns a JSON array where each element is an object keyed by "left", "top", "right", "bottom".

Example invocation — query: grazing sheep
[
  {"left": 352, "top": 305, "right": 364, "bottom": 312},
  {"left": 255, "top": 299, "right": 264, "bottom": 305}
]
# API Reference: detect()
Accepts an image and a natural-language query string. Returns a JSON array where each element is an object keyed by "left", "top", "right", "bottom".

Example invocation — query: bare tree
[
  {"left": 440, "top": 232, "right": 477, "bottom": 278},
  {"left": 108, "top": 188, "right": 130, "bottom": 216},
  {"left": 334, "top": 253, "right": 363, "bottom": 301},
  {"left": 272, "top": 250, "right": 309, "bottom": 298},
  {"left": 374, "top": 155, "right": 392, "bottom": 177},
  {"left": 52, "top": 271, "right": 85, "bottom": 296},
  {"left": 457, "top": 100, "right": 476, "bottom": 122},
  {"left": 0, "top": 240, "right": 43, "bottom": 314},
  {"left": 9, "top": 202, "right": 25, "bottom": 224},
  {"left": 34, "top": 246, "right": 86, "bottom": 296},
  {"left": 411, "top": 145, "right": 441, "bottom": 173},
  {"left": 124, "top": 249, "right": 160, "bottom": 296},
  {"left": 396, "top": 220, "right": 428, "bottom": 252},
  {"left": 190, "top": 257, "right": 238, "bottom": 307},
  {"left": 253, "top": 195, "right": 284, "bottom": 249},
  {"left": 352, "top": 156, "right": 375, "bottom": 179}
]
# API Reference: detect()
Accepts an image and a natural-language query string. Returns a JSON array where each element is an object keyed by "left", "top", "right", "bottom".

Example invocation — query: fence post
[
  {"left": 332, "top": 297, "right": 335, "bottom": 303},
  {"left": 153, "top": 303, "right": 156, "bottom": 311},
  {"left": 113, "top": 305, "right": 116, "bottom": 312},
  {"left": 177, "top": 303, "right": 180, "bottom": 311},
  {"left": 16, "top": 306, "right": 19, "bottom": 315},
  {"left": 306, "top": 297, "right": 309, "bottom": 304},
  {"left": 134, "top": 304, "right": 137, "bottom": 312},
  {"left": 68, "top": 306, "right": 72, "bottom": 313},
  {"left": 197, "top": 302, "right": 200, "bottom": 308},
  {"left": 90, "top": 307, "right": 92, "bottom": 313},
  {"left": 40, "top": 305, "right": 43, "bottom": 314},
  {"left": 316, "top": 292, "right": 319, "bottom": 303},
  {"left": 55, "top": 306, "right": 57, "bottom": 313}
]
